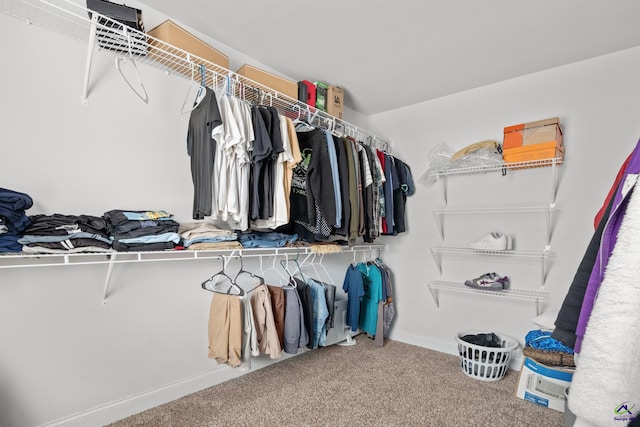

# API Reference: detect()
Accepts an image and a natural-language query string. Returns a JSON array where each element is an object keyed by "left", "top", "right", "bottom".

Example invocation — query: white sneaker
[{"left": 468, "top": 232, "right": 509, "bottom": 251}]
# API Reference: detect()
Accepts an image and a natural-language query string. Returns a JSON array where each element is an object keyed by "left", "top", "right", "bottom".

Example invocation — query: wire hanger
[
  {"left": 294, "top": 105, "right": 317, "bottom": 132},
  {"left": 260, "top": 254, "right": 288, "bottom": 286},
  {"left": 314, "top": 253, "right": 337, "bottom": 287},
  {"left": 180, "top": 62, "right": 207, "bottom": 115},
  {"left": 115, "top": 28, "right": 148, "bottom": 104},
  {"left": 232, "top": 255, "right": 264, "bottom": 290},
  {"left": 201, "top": 256, "right": 245, "bottom": 296},
  {"left": 280, "top": 249, "right": 307, "bottom": 284}
]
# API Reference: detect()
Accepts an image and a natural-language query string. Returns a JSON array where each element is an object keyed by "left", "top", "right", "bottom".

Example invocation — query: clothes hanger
[
  {"left": 290, "top": 248, "right": 308, "bottom": 283},
  {"left": 306, "top": 253, "right": 324, "bottom": 285},
  {"left": 201, "top": 256, "right": 245, "bottom": 296},
  {"left": 260, "top": 254, "right": 288, "bottom": 286},
  {"left": 180, "top": 62, "right": 206, "bottom": 115},
  {"left": 115, "top": 28, "right": 148, "bottom": 104},
  {"left": 294, "top": 105, "right": 316, "bottom": 132},
  {"left": 232, "top": 255, "right": 264, "bottom": 290},
  {"left": 314, "top": 253, "right": 337, "bottom": 287},
  {"left": 194, "top": 64, "right": 208, "bottom": 104},
  {"left": 281, "top": 254, "right": 297, "bottom": 289}
]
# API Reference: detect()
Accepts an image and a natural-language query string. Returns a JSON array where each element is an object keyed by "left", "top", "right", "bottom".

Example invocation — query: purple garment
[{"left": 574, "top": 139, "right": 640, "bottom": 352}]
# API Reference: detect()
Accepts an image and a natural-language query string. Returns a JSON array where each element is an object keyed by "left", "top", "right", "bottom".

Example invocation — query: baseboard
[
  {"left": 39, "top": 366, "right": 247, "bottom": 427},
  {"left": 387, "top": 330, "right": 523, "bottom": 371}
]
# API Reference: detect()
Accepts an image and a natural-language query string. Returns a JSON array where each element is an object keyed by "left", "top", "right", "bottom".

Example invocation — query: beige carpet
[{"left": 108, "top": 338, "right": 565, "bottom": 426}]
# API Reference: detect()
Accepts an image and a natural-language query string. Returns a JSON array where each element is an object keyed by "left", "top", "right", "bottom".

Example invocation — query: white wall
[
  {"left": 0, "top": 3, "right": 365, "bottom": 427},
  {"left": 370, "top": 46, "right": 640, "bottom": 354},
  {"left": 3, "top": 1, "right": 640, "bottom": 426}
]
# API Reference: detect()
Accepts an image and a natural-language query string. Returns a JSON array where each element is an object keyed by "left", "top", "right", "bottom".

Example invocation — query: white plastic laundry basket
[{"left": 456, "top": 330, "right": 518, "bottom": 381}]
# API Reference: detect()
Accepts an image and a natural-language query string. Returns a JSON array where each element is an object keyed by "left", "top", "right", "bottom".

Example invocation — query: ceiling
[{"left": 147, "top": 0, "right": 640, "bottom": 116}]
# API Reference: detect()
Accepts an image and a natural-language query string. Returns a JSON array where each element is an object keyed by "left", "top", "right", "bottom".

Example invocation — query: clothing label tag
[{"left": 622, "top": 174, "right": 638, "bottom": 198}]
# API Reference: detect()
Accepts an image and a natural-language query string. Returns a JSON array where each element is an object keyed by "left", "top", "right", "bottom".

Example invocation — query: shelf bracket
[
  {"left": 81, "top": 14, "right": 98, "bottom": 106},
  {"left": 546, "top": 208, "right": 552, "bottom": 248},
  {"left": 429, "top": 248, "right": 443, "bottom": 275},
  {"left": 102, "top": 252, "right": 117, "bottom": 304},
  {"left": 550, "top": 158, "right": 558, "bottom": 206},
  {"left": 440, "top": 176, "right": 448, "bottom": 206},
  {"left": 427, "top": 284, "right": 440, "bottom": 309},
  {"left": 432, "top": 212, "right": 444, "bottom": 240}
]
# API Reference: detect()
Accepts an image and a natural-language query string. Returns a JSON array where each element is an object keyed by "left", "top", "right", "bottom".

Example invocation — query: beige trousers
[{"left": 208, "top": 293, "right": 242, "bottom": 368}]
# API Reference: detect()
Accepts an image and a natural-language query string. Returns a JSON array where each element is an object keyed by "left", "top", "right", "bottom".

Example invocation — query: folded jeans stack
[{"left": 0, "top": 187, "right": 33, "bottom": 252}]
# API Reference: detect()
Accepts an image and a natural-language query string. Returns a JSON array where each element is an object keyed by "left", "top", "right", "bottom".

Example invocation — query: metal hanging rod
[{"left": 0, "top": 0, "right": 392, "bottom": 151}]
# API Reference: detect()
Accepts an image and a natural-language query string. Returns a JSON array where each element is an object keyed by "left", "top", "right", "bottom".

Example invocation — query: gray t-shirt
[{"left": 187, "top": 87, "right": 222, "bottom": 219}]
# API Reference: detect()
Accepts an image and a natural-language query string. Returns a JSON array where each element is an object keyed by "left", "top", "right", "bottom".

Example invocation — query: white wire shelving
[
  {"left": 431, "top": 205, "right": 556, "bottom": 245},
  {"left": 431, "top": 157, "right": 563, "bottom": 206},
  {"left": 0, "top": 0, "right": 393, "bottom": 300},
  {"left": 0, "top": 244, "right": 385, "bottom": 304},
  {"left": 432, "top": 157, "right": 563, "bottom": 177},
  {"left": 426, "top": 280, "right": 548, "bottom": 315},
  {"left": 429, "top": 246, "right": 550, "bottom": 285},
  {"left": 0, "top": 0, "right": 392, "bottom": 151}
]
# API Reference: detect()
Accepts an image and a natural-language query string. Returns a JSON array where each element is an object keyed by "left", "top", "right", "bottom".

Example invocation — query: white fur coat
[{"left": 570, "top": 177, "right": 640, "bottom": 426}]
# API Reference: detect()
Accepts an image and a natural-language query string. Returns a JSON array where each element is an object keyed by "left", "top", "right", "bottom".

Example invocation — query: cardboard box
[
  {"left": 327, "top": 85, "right": 344, "bottom": 119},
  {"left": 315, "top": 81, "right": 329, "bottom": 111},
  {"left": 503, "top": 117, "right": 563, "bottom": 150},
  {"left": 236, "top": 64, "right": 298, "bottom": 100},
  {"left": 516, "top": 356, "right": 574, "bottom": 412},
  {"left": 147, "top": 20, "right": 229, "bottom": 75},
  {"left": 503, "top": 141, "right": 564, "bottom": 165}
]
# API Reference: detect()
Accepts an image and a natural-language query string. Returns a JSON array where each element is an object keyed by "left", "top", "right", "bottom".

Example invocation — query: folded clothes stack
[
  {"left": 104, "top": 209, "right": 180, "bottom": 252},
  {"left": 19, "top": 214, "right": 113, "bottom": 254},
  {"left": 178, "top": 222, "right": 241, "bottom": 250},
  {"left": 0, "top": 187, "right": 33, "bottom": 252}
]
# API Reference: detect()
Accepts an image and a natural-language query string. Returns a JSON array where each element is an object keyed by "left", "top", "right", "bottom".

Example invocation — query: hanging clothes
[
  {"left": 357, "top": 262, "right": 384, "bottom": 336},
  {"left": 333, "top": 134, "right": 351, "bottom": 237},
  {"left": 283, "top": 284, "right": 309, "bottom": 354},
  {"left": 239, "top": 295, "right": 258, "bottom": 371},
  {"left": 252, "top": 114, "right": 295, "bottom": 230},
  {"left": 267, "top": 284, "right": 286, "bottom": 350},
  {"left": 249, "top": 106, "right": 273, "bottom": 221},
  {"left": 342, "top": 264, "right": 365, "bottom": 332},
  {"left": 207, "top": 293, "right": 243, "bottom": 368},
  {"left": 341, "top": 138, "right": 361, "bottom": 245},
  {"left": 250, "top": 284, "right": 281, "bottom": 359},
  {"left": 295, "top": 277, "right": 314, "bottom": 345},
  {"left": 187, "top": 87, "right": 223, "bottom": 220},
  {"left": 182, "top": 88, "right": 416, "bottom": 246},
  {"left": 281, "top": 127, "right": 333, "bottom": 242},
  {"left": 306, "top": 277, "right": 330, "bottom": 349}
]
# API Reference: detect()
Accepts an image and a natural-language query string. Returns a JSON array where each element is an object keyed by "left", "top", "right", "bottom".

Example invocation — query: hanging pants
[{"left": 208, "top": 293, "right": 242, "bottom": 368}]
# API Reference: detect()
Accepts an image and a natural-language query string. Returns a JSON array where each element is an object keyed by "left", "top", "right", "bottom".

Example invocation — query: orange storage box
[
  {"left": 502, "top": 141, "right": 564, "bottom": 164},
  {"left": 503, "top": 117, "right": 563, "bottom": 150}
]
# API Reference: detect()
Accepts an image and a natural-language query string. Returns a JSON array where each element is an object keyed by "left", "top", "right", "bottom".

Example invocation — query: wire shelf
[
  {"left": 432, "top": 205, "right": 554, "bottom": 216},
  {"left": 0, "top": 244, "right": 385, "bottom": 269},
  {"left": 427, "top": 280, "right": 547, "bottom": 315},
  {"left": 433, "top": 157, "right": 563, "bottom": 177},
  {"left": 430, "top": 247, "right": 549, "bottom": 258},
  {"left": 0, "top": 0, "right": 392, "bottom": 151}
]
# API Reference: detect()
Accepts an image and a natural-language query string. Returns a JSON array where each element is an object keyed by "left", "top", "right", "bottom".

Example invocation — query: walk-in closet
[{"left": 1, "top": 1, "right": 640, "bottom": 426}]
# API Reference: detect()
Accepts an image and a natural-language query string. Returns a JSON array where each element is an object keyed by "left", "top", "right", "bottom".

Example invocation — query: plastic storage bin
[{"left": 456, "top": 331, "right": 518, "bottom": 381}]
